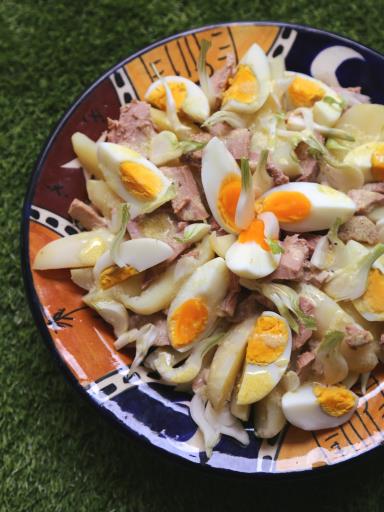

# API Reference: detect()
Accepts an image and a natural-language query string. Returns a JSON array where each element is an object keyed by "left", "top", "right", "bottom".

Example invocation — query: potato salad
[{"left": 34, "top": 40, "right": 384, "bottom": 457}]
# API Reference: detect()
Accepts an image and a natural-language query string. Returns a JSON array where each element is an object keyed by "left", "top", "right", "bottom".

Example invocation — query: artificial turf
[{"left": 1, "top": 0, "right": 384, "bottom": 510}]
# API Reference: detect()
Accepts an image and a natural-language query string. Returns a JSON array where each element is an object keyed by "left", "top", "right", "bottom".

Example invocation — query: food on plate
[{"left": 34, "top": 40, "right": 384, "bottom": 457}]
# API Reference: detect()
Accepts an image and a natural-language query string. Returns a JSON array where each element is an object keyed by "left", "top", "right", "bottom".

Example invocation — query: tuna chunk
[
  {"left": 208, "top": 122, "right": 232, "bottom": 137},
  {"left": 181, "top": 131, "right": 212, "bottom": 168},
  {"left": 363, "top": 182, "right": 384, "bottom": 194},
  {"left": 160, "top": 165, "right": 209, "bottom": 221},
  {"left": 270, "top": 234, "right": 309, "bottom": 280},
  {"left": 211, "top": 53, "right": 236, "bottom": 106},
  {"left": 293, "top": 325, "right": 313, "bottom": 350},
  {"left": 302, "top": 261, "right": 331, "bottom": 287},
  {"left": 299, "top": 296, "right": 316, "bottom": 316},
  {"left": 295, "top": 141, "right": 320, "bottom": 182},
  {"left": 302, "top": 235, "right": 322, "bottom": 256},
  {"left": 107, "top": 100, "right": 156, "bottom": 157},
  {"left": 344, "top": 324, "right": 373, "bottom": 348},
  {"left": 338, "top": 216, "right": 378, "bottom": 245},
  {"left": 222, "top": 128, "right": 251, "bottom": 159},
  {"left": 68, "top": 199, "right": 107, "bottom": 230},
  {"left": 218, "top": 273, "right": 240, "bottom": 317},
  {"left": 266, "top": 162, "right": 289, "bottom": 186},
  {"left": 296, "top": 350, "right": 315, "bottom": 374},
  {"left": 130, "top": 313, "right": 170, "bottom": 346},
  {"left": 348, "top": 189, "right": 384, "bottom": 214}
]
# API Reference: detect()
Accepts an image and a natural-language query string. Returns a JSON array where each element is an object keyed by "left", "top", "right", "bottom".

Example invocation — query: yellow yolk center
[
  {"left": 238, "top": 218, "right": 269, "bottom": 251},
  {"left": 147, "top": 81, "right": 187, "bottom": 111},
  {"left": 99, "top": 265, "right": 138, "bottom": 289},
  {"left": 288, "top": 76, "right": 325, "bottom": 108},
  {"left": 222, "top": 65, "right": 259, "bottom": 105},
  {"left": 217, "top": 174, "right": 242, "bottom": 231},
  {"left": 246, "top": 316, "right": 288, "bottom": 365},
  {"left": 170, "top": 298, "right": 209, "bottom": 348},
  {"left": 361, "top": 268, "right": 384, "bottom": 313},
  {"left": 371, "top": 143, "right": 384, "bottom": 180},
  {"left": 120, "top": 161, "right": 163, "bottom": 200},
  {"left": 260, "top": 191, "right": 311, "bottom": 223},
  {"left": 313, "top": 385, "right": 356, "bottom": 417}
]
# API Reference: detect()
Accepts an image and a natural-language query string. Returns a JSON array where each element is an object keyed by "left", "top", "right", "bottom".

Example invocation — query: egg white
[
  {"left": 201, "top": 137, "right": 241, "bottom": 234},
  {"left": 285, "top": 71, "right": 343, "bottom": 126},
  {"left": 222, "top": 43, "right": 271, "bottom": 114},
  {"left": 237, "top": 312, "right": 292, "bottom": 405},
  {"left": 93, "top": 238, "right": 174, "bottom": 279},
  {"left": 282, "top": 383, "right": 358, "bottom": 430},
  {"left": 225, "top": 212, "right": 281, "bottom": 279},
  {"left": 167, "top": 257, "right": 230, "bottom": 352},
  {"left": 259, "top": 182, "right": 356, "bottom": 232},
  {"left": 145, "top": 76, "right": 210, "bottom": 123},
  {"left": 97, "top": 142, "right": 172, "bottom": 219}
]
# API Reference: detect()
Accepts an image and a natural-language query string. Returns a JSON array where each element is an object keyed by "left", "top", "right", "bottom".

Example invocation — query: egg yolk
[
  {"left": 217, "top": 174, "right": 242, "bottom": 231},
  {"left": 246, "top": 316, "right": 288, "bottom": 365},
  {"left": 360, "top": 268, "right": 384, "bottom": 314},
  {"left": 238, "top": 218, "right": 269, "bottom": 250},
  {"left": 147, "top": 81, "right": 187, "bottom": 111},
  {"left": 288, "top": 76, "right": 325, "bottom": 108},
  {"left": 99, "top": 265, "right": 138, "bottom": 289},
  {"left": 169, "top": 298, "right": 209, "bottom": 348},
  {"left": 237, "top": 371, "right": 274, "bottom": 405},
  {"left": 222, "top": 65, "right": 259, "bottom": 105},
  {"left": 120, "top": 161, "right": 163, "bottom": 200},
  {"left": 314, "top": 385, "right": 356, "bottom": 417},
  {"left": 371, "top": 143, "right": 384, "bottom": 180},
  {"left": 259, "top": 191, "right": 311, "bottom": 223}
]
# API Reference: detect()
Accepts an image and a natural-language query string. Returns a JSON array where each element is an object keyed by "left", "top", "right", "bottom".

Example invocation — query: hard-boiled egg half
[
  {"left": 237, "top": 311, "right": 292, "bottom": 405},
  {"left": 256, "top": 182, "right": 356, "bottom": 232},
  {"left": 97, "top": 142, "right": 173, "bottom": 218},
  {"left": 221, "top": 43, "right": 271, "bottom": 114},
  {"left": 353, "top": 267, "right": 384, "bottom": 321},
  {"left": 167, "top": 257, "right": 230, "bottom": 352},
  {"left": 282, "top": 383, "right": 358, "bottom": 430},
  {"left": 145, "top": 76, "right": 210, "bottom": 123},
  {"left": 93, "top": 238, "right": 174, "bottom": 289},
  {"left": 286, "top": 72, "right": 344, "bottom": 126},
  {"left": 201, "top": 137, "right": 242, "bottom": 234},
  {"left": 343, "top": 142, "right": 384, "bottom": 183},
  {"left": 226, "top": 212, "right": 281, "bottom": 279}
]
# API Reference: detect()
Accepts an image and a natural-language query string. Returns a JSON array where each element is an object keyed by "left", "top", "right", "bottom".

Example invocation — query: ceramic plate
[{"left": 22, "top": 22, "right": 384, "bottom": 477}]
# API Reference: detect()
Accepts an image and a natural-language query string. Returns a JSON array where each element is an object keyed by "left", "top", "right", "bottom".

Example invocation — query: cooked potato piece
[
  {"left": 71, "top": 132, "right": 104, "bottom": 179},
  {"left": 123, "top": 236, "right": 213, "bottom": 315},
  {"left": 329, "top": 104, "right": 384, "bottom": 160},
  {"left": 207, "top": 316, "right": 258, "bottom": 410},
  {"left": 86, "top": 180, "right": 121, "bottom": 218},
  {"left": 70, "top": 268, "right": 95, "bottom": 291},
  {"left": 33, "top": 229, "right": 114, "bottom": 270}
]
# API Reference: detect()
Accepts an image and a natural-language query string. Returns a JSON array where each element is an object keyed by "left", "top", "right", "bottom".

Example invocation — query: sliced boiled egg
[
  {"left": 201, "top": 137, "right": 242, "bottom": 234},
  {"left": 282, "top": 383, "right": 358, "bottom": 430},
  {"left": 93, "top": 238, "right": 174, "bottom": 289},
  {"left": 145, "top": 76, "right": 210, "bottom": 123},
  {"left": 353, "top": 267, "right": 384, "bottom": 321},
  {"left": 343, "top": 142, "right": 384, "bottom": 182},
  {"left": 222, "top": 43, "right": 271, "bottom": 114},
  {"left": 167, "top": 257, "right": 230, "bottom": 352},
  {"left": 97, "top": 142, "right": 173, "bottom": 218},
  {"left": 225, "top": 212, "right": 281, "bottom": 279},
  {"left": 237, "top": 312, "right": 292, "bottom": 405},
  {"left": 257, "top": 182, "right": 356, "bottom": 232},
  {"left": 286, "top": 72, "right": 343, "bottom": 126}
]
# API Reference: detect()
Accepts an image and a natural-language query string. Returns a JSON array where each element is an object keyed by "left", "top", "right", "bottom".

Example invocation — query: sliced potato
[
  {"left": 123, "top": 236, "right": 214, "bottom": 314},
  {"left": 33, "top": 228, "right": 114, "bottom": 270},
  {"left": 71, "top": 132, "right": 104, "bottom": 179},
  {"left": 329, "top": 104, "right": 384, "bottom": 160},
  {"left": 86, "top": 180, "right": 121, "bottom": 218},
  {"left": 207, "top": 316, "right": 258, "bottom": 410},
  {"left": 209, "top": 232, "right": 236, "bottom": 258}
]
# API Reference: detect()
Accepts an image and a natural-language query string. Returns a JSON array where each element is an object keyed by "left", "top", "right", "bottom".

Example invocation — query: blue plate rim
[{"left": 20, "top": 20, "right": 384, "bottom": 479}]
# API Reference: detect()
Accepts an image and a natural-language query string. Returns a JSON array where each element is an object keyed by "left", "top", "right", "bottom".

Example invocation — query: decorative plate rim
[{"left": 21, "top": 20, "right": 384, "bottom": 479}]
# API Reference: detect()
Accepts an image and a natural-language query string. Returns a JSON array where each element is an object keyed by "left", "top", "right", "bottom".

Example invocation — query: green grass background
[{"left": 1, "top": 0, "right": 384, "bottom": 510}]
